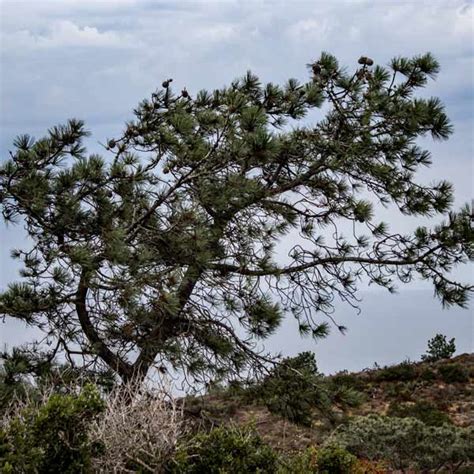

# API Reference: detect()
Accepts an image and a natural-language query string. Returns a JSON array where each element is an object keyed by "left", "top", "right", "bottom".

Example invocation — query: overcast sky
[{"left": 0, "top": 0, "right": 472, "bottom": 374}]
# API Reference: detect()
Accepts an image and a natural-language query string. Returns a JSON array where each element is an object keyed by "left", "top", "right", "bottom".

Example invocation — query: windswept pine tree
[{"left": 0, "top": 53, "right": 472, "bottom": 384}]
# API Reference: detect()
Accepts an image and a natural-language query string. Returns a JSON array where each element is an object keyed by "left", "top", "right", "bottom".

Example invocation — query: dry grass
[{"left": 90, "top": 380, "right": 184, "bottom": 473}]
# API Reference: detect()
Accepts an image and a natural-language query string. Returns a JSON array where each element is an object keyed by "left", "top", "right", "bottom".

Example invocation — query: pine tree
[
  {"left": 0, "top": 53, "right": 472, "bottom": 385},
  {"left": 422, "top": 334, "right": 456, "bottom": 362}
]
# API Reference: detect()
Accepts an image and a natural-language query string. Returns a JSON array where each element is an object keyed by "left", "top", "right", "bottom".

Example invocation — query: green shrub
[
  {"left": 374, "top": 360, "right": 417, "bottom": 382},
  {"left": 384, "top": 381, "right": 415, "bottom": 401},
  {"left": 279, "top": 445, "right": 356, "bottom": 474},
  {"left": 255, "top": 352, "right": 328, "bottom": 426},
  {"left": 331, "top": 414, "right": 474, "bottom": 471},
  {"left": 422, "top": 334, "right": 456, "bottom": 362},
  {"left": 419, "top": 367, "right": 437, "bottom": 381},
  {"left": 329, "top": 371, "right": 366, "bottom": 392},
  {"left": 0, "top": 348, "right": 115, "bottom": 414},
  {"left": 170, "top": 425, "right": 279, "bottom": 473},
  {"left": 387, "top": 400, "right": 452, "bottom": 426},
  {"left": 439, "top": 363, "right": 469, "bottom": 383},
  {"left": 252, "top": 352, "right": 364, "bottom": 426},
  {"left": 280, "top": 446, "right": 318, "bottom": 473},
  {"left": 1, "top": 384, "right": 105, "bottom": 473},
  {"left": 327, "top": 372, "right": 366, "bottom": 409},
  {"left": 315, "top": 444, "right": 357, "bottom": 474}
]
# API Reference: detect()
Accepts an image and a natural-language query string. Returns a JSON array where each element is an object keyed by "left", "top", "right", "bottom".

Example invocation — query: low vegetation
[
  {"left": 329, "top": 415, "right": 473, "bottom": 472},
  {"left": 1, "top": 337, "right": 473, "bottom": 472}
]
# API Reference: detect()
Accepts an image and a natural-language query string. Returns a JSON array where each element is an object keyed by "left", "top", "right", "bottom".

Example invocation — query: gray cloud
[{"left": 1, "top": 0, "right": 472, "bottom": 367}]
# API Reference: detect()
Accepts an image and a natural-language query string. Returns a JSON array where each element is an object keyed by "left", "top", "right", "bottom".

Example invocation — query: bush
[
  {"left": 374, "top": 360, "right": 417, "bottom": 382},
  {"left": 419, "top": 367, "right": 437, "bottom": 381},
  {"left": 329, "top": 371, "right": 366, "bottom": 392},
  {"left": 170, "top": 425, "right": 279, "bottom": 473},
  {"left": 387, "top": 400, "right": 452, "bottom": 426},
  {"left": 90, "top": 381, "right": 183, "bottom": 473},
  {"left": 352, "top": 459, "right": 388, "bottom": 473},
  {"left": 422, "top": 334, "right": 456, "bottom": 362},
  {"left": 439, "top": 363, "right": 469, "bottom": 384},
  {"left": 330, "top": 415, "right": 474, "bottom": 471},
  {"left": 279, "top": 445, "right": 356, "bottom": 474},
  {"left": 0, "top": 384, "right": 104, "bottom": 473},
  {"left": 0, "top": 347, "right": 115, "bottom": 414},
  {"left": 329, "top": 385, "right": 366, "bottom": 409},
  {"left": 281, "top": 446, "right": 318, "bottom": 473},
  {"left": 315, "top": 444, "right": 357, "bottom": 473},
  {"left": 252, "top": 352, "right": 364, "bottom": 426},
  {"left": 254, "top": 352, "right": 328, "bottom": 426},
  {"left": 384, "top": 381, "right": 415, "bottom": 401}
]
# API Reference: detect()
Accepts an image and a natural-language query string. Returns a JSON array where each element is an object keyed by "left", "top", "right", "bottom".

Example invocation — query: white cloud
[
  {"left": 193, "top": 23, "right": 237, "bottom": 42},
  {"left": 286, "top": 18, "right": 331, "bottom": 42},
  {"left": 454, "top": 3, "right": 473, "bottom": 36},
  {"left": 3, "top": 20, "right": 133, "bottom": 50},
  {"left": 0, "top": 0, "right": 472, "bottom": 369}
]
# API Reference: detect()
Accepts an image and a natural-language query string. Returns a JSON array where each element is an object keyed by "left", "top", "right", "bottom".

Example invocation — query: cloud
[
  {"left": 3, "top": 20, "right": 134, "bottom": 51},
  {"left": 0, "top": 1, "right": 471, "bottom": 157},
  {"left": 0, "top": 0, "right": 472, "bottom": 370},
  {"left": 286, "top": 18, "right": 332, "bottom": 42}
]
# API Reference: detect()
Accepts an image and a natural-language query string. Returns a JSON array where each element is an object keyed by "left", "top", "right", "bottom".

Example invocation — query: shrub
[
  {"left": 419, "top": 367, "right": 437, "bottom": 381},
  {"left": 281, "top": 446, "right": 318, "bottom": 473},
  {"left": 384, "top": 381, "right": 415, "bottom": 401},
  {"left": 279, "top": 445, "right": 356, "bottom": 474},
  {"left": 422, "top": 334, "right": 456, "bottom": 362},
  {"left": 439, "top": 363, "right": 469, "bottom": 383},
  {"left": 170, "top": 425, "right": 279, "bottom": 473},
  {"left": 0, "top": 347, "right": 115, "bottom": 414},
  {"left": 329, "top": 371, "right": 366, "bottom": 392},
  {"left": 374, "top": 360, "right": 417, "bottom": 382},
  {"left": 330, "top": 415, "right": 474, "bottom": 471},
  {"left": 315, "top": 443, "right": 357, "bottom": 473},
  {"left": 327, "top": 372, "right": 366, "bottom": 409},
  {"left": 90, "top": 381, "right": 183, "bottom": 473},
  {"left": 352, "top": 458, "right": 388, "bottom": 473},
  {"left": 1, "top": 384, "right": 104, "bottom": 473},
  {"left": 255, "top": 352, "right": 329, "bottom": 426},
  {"left": 252, "top": 352, "right": 364, "bottom": 426},
  {"left": 387, "top": 400, "right": 452, "bottom": 426}
]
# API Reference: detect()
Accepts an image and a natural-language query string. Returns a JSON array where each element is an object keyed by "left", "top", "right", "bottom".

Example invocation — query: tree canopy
[{"left": 0, "top": 52, "right": 472, "bottom": 385}]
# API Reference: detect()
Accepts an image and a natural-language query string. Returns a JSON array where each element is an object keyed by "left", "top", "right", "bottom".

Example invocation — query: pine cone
[
  {"left": 358, "top": 56, "right": 374, "bottom": 66},
  {"left": 312, "top": 63, "right": 322, "bottom": 75}
]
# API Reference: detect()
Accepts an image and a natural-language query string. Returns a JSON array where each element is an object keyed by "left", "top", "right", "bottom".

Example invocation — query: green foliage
[
  {"left": 0, "top": 384, "right": 104, "bottom": 473},
  {"left": 248, "top": 352, "right": 364, "bottom": 426},
  {"left": 422, "top": 334, "right": 456, "bottom": 362},
  {"left": 384, "top": 381, "right": 415, "bottom": 401},
  {"left": 315, "top": 444, "right": 357, "bottom": 474},
  {"left": 170, "top": 425, "right": 279, "bottom": 474},
  {"left": 253, "top": 352, "right": 324, "bottom": 426},
  {"left": 374, "top": 360, "right": 417, "bottom": 382},
  {"left": 329, "top": 371, "right": 366, "bottom": 392},
  {"left": 280, "top": 446, "right": 319, "bottom": 473},
  {"left": 387, "top": 400, "right": 452, "bottom": 426},
  {"left": 419, "top": 367, "right": 437, "bottom": 381},
  {"left": 331, "top": 414, "right": 474, "bottom": 471},
  {"left": 1, "top": 53, "right": 472, "bottom": 384},
  {"left": 326, "top": 373, "right": 366, "bottom": 408},
  {"left": 281, "top": 445, "right": 356, "bottom": 474},
  {"left": 0, "top": 347, "right": 115, "bottom": 412},
  {"left": 245, "top": 296, "right": 283, "bottom": 338},
  {"left": 438, "top": 363, "right": 469, "bottom": 383}
]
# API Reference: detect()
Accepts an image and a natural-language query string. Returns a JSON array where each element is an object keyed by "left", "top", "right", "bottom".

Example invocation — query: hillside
[
  {"left": 183, "top": 353, "right": 474, "bottom": 453},
  {"left": 1, "top": 352, "right": 473, "bottom": 472}
]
